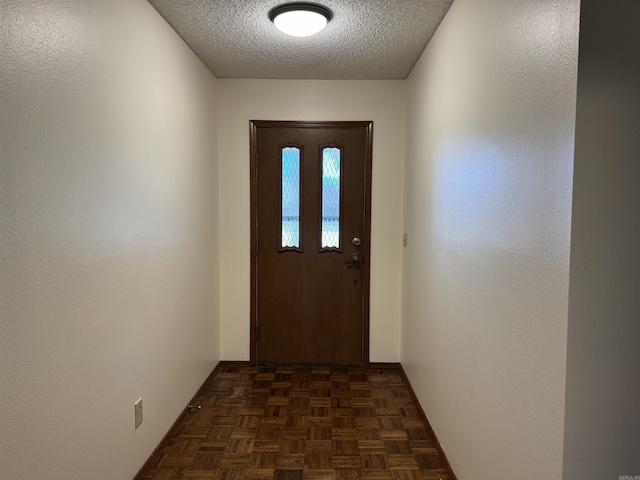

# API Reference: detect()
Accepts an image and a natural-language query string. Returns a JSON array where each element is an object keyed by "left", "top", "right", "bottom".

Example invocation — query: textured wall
[
  {"left": 0, "top": 1, "right": 220, "bottom": 479},
  {"left": 563, "top": 1, "right": 640, "bottom": 478},
  {"left": 217, "top": 79, "right": 406, "bottom": 362},
  {"left": 401, "top": 1, "right": 579, "bottom": 479}
]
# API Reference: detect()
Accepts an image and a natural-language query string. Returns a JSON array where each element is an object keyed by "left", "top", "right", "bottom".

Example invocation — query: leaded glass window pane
[
  {"left": 281, "top": 147, "right": 300, "bottom": 248},
  {"left": 321, "top": 147, "right": 341, "bottom": 248}
]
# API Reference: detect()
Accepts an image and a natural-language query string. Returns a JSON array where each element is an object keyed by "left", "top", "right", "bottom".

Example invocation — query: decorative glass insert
[
  {"left": 281, "top": 147, "right": 301, "bottom": 248},
  {"left": 321, "top": 147, "right": 341, "bottom": 248}
]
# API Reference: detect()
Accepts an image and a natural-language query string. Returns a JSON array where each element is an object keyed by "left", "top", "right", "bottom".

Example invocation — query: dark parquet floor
[{"left": 140, "top": 365, "right": 452, "bottom": 480}]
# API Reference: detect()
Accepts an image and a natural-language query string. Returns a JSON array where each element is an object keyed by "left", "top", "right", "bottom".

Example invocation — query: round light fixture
[{"left": 269, "top": 3, "right": 333, "bottom": 37}]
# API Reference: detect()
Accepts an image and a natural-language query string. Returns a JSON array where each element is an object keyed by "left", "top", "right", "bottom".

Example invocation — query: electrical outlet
[
  {"left": 402, "top": 233, "right": 408, "bottom": 248},
  {"left": 134, "top": 398, "right": 143, "bottom": 429}
]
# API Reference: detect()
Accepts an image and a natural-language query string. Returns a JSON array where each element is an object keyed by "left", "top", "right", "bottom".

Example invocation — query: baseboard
[
  {"left": 217, "top": 360, "right": 252, "bottom": 367},
  {"left": 368, "top": 361, "right": 401, "bottom": 370},
  {"left": 132, "top": 361, "right": 224, "bottom": 480},
  {"left": 398, "top": 364, "right": 458, "bottom": 480}
]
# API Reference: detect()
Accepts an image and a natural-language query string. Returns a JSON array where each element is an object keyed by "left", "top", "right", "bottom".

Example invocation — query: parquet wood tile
[{"left": 139, "top": 366, "right": 453, "bottom": 480}]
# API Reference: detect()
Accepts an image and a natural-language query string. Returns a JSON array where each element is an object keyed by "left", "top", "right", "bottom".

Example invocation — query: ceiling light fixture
[{"left": 269, "top": 2, "right": 333, "bottom": 37}]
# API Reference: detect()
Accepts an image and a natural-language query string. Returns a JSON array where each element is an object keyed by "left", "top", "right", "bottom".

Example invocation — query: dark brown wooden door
[{"left": 250, "top": 121, "right": 373, "bottom": 365}]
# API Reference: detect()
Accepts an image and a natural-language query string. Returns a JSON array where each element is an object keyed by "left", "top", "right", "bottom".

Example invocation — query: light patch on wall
[
  {"left": 429, "top": 132, "right": 570, "bottom": 266},
  {"left": 430, "top": 137, "right": 504, "bottom": 246}
]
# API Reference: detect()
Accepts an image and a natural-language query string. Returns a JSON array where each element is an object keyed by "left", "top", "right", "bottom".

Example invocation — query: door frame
[{"left": 249, "top": 120, "right": 373, "bottom": 366}]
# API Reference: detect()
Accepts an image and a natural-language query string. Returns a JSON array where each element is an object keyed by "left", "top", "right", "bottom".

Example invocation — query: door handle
[{"left": 346, "top": 252, "right": 361, "bottom": 269}]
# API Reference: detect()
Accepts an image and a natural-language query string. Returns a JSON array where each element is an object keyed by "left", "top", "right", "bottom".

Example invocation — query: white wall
[
  {"left": 563, "top": 1, "right": 640, "bottom": 478},
  {"left": 217, "top": 79, "right": 405, "bottom": 362},
  {"left": 0, "top": 1, "right": 220, "bottom": 479},
  {"left": 401, "top": 1, "right": 579, "bottom": 479}
]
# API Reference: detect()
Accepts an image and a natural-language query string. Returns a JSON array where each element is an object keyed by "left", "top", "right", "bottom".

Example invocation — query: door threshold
[{"left": 257, "top": 362, "right": 364, "bottom": 368}]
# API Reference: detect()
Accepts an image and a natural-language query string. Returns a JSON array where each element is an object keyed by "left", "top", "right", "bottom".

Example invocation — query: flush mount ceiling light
[{"left": 269, "top": 2, "right": 333, "bottom": 37}]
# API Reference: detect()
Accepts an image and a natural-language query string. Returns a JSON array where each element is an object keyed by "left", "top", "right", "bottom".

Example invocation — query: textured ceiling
[{"left": 147, "top": 0, "right": 454, "bottom": 79}]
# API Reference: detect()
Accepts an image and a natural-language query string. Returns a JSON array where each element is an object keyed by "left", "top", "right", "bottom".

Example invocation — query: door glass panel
[
  {"left": 321, "top": 147, "right": 341, "bottom": 248},
  {"left": 281, "top": 147, "right": 301, "bottom": 249}
]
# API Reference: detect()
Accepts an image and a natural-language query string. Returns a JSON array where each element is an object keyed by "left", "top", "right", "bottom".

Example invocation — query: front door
[{"left": 250, "top": 121, "right": 373, "bottom": 365}]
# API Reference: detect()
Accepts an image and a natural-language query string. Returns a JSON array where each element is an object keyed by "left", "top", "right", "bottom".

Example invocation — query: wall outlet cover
[{"left": 134, "top": 398, "right": 143, "bottom": 429}]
